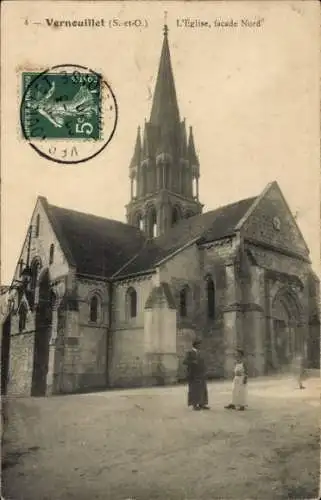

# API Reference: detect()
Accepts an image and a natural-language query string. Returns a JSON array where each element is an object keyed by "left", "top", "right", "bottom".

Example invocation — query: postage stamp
[{"left": 20, "top": 64, "right": 117, "bottom": 164}]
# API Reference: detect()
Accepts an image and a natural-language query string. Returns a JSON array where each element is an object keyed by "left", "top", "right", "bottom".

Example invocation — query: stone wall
[
  {"left": 6, "top": 197, "right": 73, "bottom": 396},
  {"left": 109, "top": 275, "right": 154, "bottom": 386},
  {"left": 243, "top": 240, "right": 312, "bottom": 375},
  {"left": 59, "top": 277, "right": 109, "bottom": 393},
  {"left": 7, "top": 299, "right": 35, "bottom": 396},
  {"left": 7, "top": 333, "right": 34, "bottom": 396},
  {"left": 159, "top": 239, "right": 238, "bottom": 380},
  {"left": 112, "top": 276, "right": 153, "bottom": 326},
  {"left": 108, "top": 327, "right": 146, "bottom": 387},
  {"left": 241, "top": 182, "right": 309, "bottom": 259},
  {"left": 12, "top": 199, "right": 70, "bottom": 286}
]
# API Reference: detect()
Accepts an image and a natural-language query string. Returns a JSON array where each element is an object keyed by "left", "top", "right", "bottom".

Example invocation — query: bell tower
[{"left": 126, "top": 24, "right": 203, "bottom": 238}]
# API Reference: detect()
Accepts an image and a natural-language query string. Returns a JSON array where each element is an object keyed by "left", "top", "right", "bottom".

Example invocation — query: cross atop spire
[
  {"left": 163, "top": 11, "right": 168, "bottom": 36},
  {"left": 126, "top": 24, "right": 203, "bottom": 236}
]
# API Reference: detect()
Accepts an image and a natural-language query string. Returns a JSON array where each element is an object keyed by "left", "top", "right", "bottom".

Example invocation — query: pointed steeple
[
  {"left": 126, "top": 22, "right": 203, "bottom": 236},
  {"left": 150, "top": 24, "right": 180, "bottom": 128},
  {"left": 130, "top": 126, "right": 141, "bottom": 169},
  {"left": 188, "top": 126, "right": 199, "bottom": 167}
]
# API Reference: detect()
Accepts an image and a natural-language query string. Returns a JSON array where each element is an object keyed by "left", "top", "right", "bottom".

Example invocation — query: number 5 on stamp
[
  {"left": 21, "top": 71, "right": 101, "bottom": 139},
  {"left": 20, "top": 64, "right": 117, "bottom": 165}
]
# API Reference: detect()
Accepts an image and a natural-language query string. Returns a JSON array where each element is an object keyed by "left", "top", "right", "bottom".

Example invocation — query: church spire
[
  {"left": 150, "top": 22, "right": 180, "bottom": 128},
  {"left": 126, "top": 22, "right": 203, "bottom": 237}
]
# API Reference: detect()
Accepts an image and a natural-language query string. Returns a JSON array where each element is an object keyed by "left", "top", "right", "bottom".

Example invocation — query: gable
[
  {"left": 11, "top": 197, "right": 70, "bottom": 285},
  {"left": 239, "top": 182, "right": 310, "bottom": 260}
]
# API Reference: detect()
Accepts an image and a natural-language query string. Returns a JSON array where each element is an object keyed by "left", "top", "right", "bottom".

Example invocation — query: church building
[{"left": 2, "top": 25, "right": 320, "bottom": 396}]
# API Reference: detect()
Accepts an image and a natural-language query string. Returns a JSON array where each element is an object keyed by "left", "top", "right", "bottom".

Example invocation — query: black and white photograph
[{"left": 1, "top": 1, "right": 320, "bottom": 499}]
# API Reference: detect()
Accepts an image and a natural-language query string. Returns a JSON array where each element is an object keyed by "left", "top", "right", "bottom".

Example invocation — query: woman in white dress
[{"left": 225, "top": 349, "right": 248, "bottom": 411}]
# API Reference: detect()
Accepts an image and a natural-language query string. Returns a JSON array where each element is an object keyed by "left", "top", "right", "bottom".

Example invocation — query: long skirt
[
  {"left": 187, "top": 379, "right": 208, "bottom": 407},
  {"left": 231, "top": 376, "right": 247, "bottom": 406}
]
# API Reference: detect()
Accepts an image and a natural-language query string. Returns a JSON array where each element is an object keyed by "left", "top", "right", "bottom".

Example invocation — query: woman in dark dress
[{"left": 183, "top": 339, "right": 210, "bottom": 411}]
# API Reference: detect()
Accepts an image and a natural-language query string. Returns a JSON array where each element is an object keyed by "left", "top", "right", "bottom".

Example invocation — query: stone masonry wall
[
  {"left": 7, "top": 298, "right": 36, "bottom": 396},
  {"left": 109, "top": 276, "right": 154, "bottom": 387},
  {"left": 7, "top": 198, "right": 72, "bottom": 396},
  {"left": 7, "top": 333, "right": 34, "bottom": 396},
  {"left": 159, "top": 238, "right": 238, "bottom": 379},
  {"left": 241, "top": 183, "right": 309, "bottom": 259},
  {"left": 59, "top": 277, "right": 109, "bottom": 393},
  {"left": 12, "top": 199, "right": 70, "bottom": 286}
]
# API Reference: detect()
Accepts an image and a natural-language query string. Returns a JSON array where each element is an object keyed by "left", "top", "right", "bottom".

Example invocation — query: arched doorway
[
  {"left": 271, "top": 289, "right": 302, "bottom": 371},
  {"left": 31, "top": 269, "right": 53, "bottom": 396}
]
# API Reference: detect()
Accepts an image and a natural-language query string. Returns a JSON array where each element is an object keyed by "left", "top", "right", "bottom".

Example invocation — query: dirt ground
[{"left": 2, "top": 375, "right": 320, "bottom": 500}]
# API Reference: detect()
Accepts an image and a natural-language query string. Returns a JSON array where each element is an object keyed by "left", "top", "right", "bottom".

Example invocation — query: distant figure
[
  {"left": 225, "top": 349, "right": 248, "bottom": 411},
  {"left": 292, "top": 353, "right": 305, "bottom": 389},
  {"left": 183, "top": 339, "right": 210, "bottom": 411}
]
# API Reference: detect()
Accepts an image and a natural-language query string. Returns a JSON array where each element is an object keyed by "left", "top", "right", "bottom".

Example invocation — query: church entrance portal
[
  {"left": 270, "top": 289, "right": 303, "bottom": 373},
  {"left": 31, "top": 270, "right": 53, "bottom": 396}
]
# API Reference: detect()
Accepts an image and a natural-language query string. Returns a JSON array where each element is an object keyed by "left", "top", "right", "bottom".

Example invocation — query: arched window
[
  {"left": 206, "top": 276, "right": 215, "bottom": 319},
  {"left": 30, "top": 259, "right": 41, "bottom": 307},
  {"left": 135, "top": 213, "right": 144, "bottom": 231},
  {"left": 89, "top": 295, "right": 99, "bottom": 323},
  {"left": 126, "top": 287, "right": 137, "bottom": 319},
  {"left": 49, "top": 244, "right": 54, "bottom": 265},
  {"left": 30, "top": 259, "right": 41, "bottom": 291},
  {"left": 19, "top": 304, "right": 27, "bottom": 332},
  {"left": 179, "top": 286, "right": 190, "bottom": 317},
  {"left": 35, "top": 214, "right": 40, "bottom": 237},
  {"left": 147, "top": 208, "right": 157, "bottom": 238}
]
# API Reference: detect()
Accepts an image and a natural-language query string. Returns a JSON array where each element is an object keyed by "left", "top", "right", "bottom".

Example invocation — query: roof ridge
[
  {"left": 112, "top": 238, "right": 153, "bottom": 278},
  {"left": 48, "top": 203, "right": 141, "bottom": 230}
]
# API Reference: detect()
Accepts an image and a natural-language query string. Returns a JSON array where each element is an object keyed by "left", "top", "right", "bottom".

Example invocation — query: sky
[{"left": 1, "top": 0, "right": 320, "bottom": 284}]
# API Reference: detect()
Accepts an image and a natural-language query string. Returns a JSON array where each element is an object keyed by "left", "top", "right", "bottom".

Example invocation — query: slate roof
[
  {"left": 114, "top": 197, "right": 256, "bottom": 278},
  {"left": 42, "top": 198, "right": 146, "bottom": 278},
  {"left": 41, "top": 195, "right": 256, "bottom": 280}
]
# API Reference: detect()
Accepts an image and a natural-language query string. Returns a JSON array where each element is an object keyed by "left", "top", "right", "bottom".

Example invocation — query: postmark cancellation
[{"left": 20, "top": 64, "right": 118, "bottom": 164}]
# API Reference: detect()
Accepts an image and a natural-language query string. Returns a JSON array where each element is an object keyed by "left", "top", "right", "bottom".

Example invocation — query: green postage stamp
[
  {"left": 22, "top": 71, "right": 102, "bottom": 140},
  {"left": 20, "top": 64, "right": 117, "bottom": 164}
]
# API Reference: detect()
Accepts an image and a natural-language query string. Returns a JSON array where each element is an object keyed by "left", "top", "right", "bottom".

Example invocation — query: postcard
[{"left": 1, "top": 1, "right": 320, "bottom": 499}]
